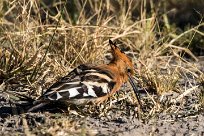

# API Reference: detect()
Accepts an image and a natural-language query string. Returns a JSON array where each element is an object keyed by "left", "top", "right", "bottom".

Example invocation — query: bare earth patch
[{"left": 0, "top": 84, "right": 203, "bottom": 135}]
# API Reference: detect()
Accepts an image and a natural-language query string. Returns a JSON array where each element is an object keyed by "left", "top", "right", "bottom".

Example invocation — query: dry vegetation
[{"left": 0, "top": 0, "right": 204, "bottom": 135}]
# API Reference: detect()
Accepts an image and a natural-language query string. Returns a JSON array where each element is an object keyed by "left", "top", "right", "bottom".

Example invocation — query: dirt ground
[{"left": 0, "top": 86, "right": 203, "bottom": 136}]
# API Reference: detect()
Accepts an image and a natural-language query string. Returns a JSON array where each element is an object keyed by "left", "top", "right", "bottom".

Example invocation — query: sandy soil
[{"left": 0, "top": 89, "right": 203, "bottom": 136}]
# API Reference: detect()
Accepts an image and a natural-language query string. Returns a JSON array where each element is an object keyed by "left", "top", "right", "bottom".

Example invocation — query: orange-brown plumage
[{"left": 28, "top": 40, "right": 141, "bottom": 112}]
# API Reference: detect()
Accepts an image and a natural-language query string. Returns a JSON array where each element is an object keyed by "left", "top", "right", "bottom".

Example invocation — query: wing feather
[{"left": 39, "top": 64, "right": 116, "bottom": 102}]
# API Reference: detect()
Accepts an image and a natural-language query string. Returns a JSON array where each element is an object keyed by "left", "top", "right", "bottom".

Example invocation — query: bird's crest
[
  {"left": 109, "top": 39, "right": 124, "bottom": 57},
  {"left": 109, "top": 39, "right": 134, "bottom": 75}
]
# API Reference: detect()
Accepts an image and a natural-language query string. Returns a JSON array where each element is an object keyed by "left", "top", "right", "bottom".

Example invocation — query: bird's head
[
  {"left": 109, "top": 39, "right": 142, "bottom": 108},
  {"left": 109, "top": 39, "right": 134, "bottom": 77}
]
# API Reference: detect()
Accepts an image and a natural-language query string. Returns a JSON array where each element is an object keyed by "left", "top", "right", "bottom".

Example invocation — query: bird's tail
[
  {"left": 2, "top": 91, "right": 36, "bottom": 114},
  {"left": 5, "top": 91, "right": 49, "bottom": 111},
  {"left": 27, "top": 102, "right": 49, "bottom": 112},
  {"left": 13, "top": 92, "right": 50, "bottom": 112}
]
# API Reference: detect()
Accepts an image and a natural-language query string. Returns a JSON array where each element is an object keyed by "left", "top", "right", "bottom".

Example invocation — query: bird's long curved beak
[{"left": 128, "top": 74, "right": 142, "bottom": 110}]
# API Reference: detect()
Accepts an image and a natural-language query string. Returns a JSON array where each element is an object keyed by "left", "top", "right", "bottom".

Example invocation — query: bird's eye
[{"left": 127, "top": 68, "right": 132, "bottom": 73}]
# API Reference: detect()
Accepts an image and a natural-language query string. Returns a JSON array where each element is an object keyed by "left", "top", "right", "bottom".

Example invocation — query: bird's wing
[{"left": 40, "top": 64, "right": 116, "bottom": 101}]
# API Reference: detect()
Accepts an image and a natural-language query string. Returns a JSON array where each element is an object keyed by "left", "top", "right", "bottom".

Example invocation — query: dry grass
[{"left": 0, "top": 0, "right": 204, "bottom": 135}]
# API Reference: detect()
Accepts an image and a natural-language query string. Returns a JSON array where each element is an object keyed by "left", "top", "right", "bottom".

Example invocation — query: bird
[{"left": 28, "top": 39, "right": 142, "bottom": 112}]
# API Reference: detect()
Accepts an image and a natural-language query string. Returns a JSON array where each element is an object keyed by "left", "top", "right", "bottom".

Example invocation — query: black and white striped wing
[{"left": 41, "top": 64, "right": 116, "bottom": 101}]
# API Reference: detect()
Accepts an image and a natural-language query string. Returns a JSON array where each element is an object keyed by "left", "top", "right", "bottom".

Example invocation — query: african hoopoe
[{"left": 28, "top": 40, "right": 141, "bottom": 112}]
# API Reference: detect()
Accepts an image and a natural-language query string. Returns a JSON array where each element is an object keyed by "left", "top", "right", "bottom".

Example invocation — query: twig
[{"left": 171, "top": 85, "right": 199, "bottom": 103}]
